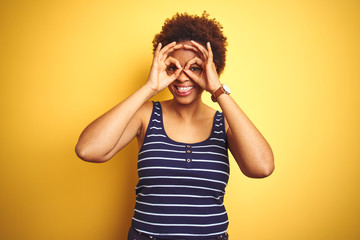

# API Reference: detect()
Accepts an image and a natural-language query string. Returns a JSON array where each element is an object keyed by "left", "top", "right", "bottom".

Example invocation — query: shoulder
[
  {"left": 195, "top": 103, "right": 219, "bottom": 124},
  {"left": 201, "top": 103, "right": 220, "bottom": 119},
  {"left": 205, "top": 107, "right": 219, "bottom": 123},
  {"left": 136, "top": 101, "right": 153, "bottom": 121},
  {"left": 132, "top": 101, "right": 153, "bottom": 136},
  {"left": 202, "top": 104, "right": 229, "bottom": 133},
  {"left": 139, "top": 101, "right": 154, "bottom": 112}
]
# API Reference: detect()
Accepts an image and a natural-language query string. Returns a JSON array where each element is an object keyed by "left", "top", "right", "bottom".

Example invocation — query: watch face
[{"left": 222, "top": 84, "right": 231, "bottom": 94}]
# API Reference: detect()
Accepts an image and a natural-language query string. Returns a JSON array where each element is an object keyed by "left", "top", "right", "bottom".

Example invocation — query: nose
[{"left": 177, "top": 69, "right": 190, "bottom": 82}]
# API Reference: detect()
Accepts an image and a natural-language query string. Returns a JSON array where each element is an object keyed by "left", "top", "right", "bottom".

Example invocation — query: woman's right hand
[
  {"left": 146, "top": 42, "right": 183, "bottom": 95},
  {"left": 76, "top": 42, "right": 183, "bottom": 163}
]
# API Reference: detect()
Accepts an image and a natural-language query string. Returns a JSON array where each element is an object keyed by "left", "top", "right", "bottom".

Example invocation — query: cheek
[
  {"left": 168, "top": 85, "right": 175, "bottom": 94},
  {"left": 166, "top": 69, "right": 176, "bottom": 76},
  {"left": 195, "top": 82, "right": 205, "bottom": 94},
  {"left": 193, "top": 70, "right": 203, "bottom": 76},
  {"left": 192, "top": 81, "right": 202, "bottom": 89}
]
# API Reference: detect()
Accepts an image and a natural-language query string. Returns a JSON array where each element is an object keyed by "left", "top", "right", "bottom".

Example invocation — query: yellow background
[{"left": 1, "top": 0, "right": 359, "bottom": 239}]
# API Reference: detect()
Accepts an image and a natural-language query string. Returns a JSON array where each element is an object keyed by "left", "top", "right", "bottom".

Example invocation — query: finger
[
  {"left": 164, "top": 57, "right": 182, "bottom": 69},
  {"left": 160, "top": 44, "right": 183, "bottom": 62},
  {"left": 190, "top": 40, "right": 209, "bottom": 59},
  {"left": 183, "top": 69, "right": 204, "bottom": 86},
  {"left": 159, "top": 41, "right": 176, "bottom": 54},
  {"left": 155, "top": 42, "right": 173, "bottom": 63},
  {"left": 158, "top": 41, "right": 176, "bottom": 61},
  {"left": 183, "top": 44, "right": 200, "bottom": 53},
  {"left": 164, "top": 43, "right": 182, "bottom": 55},
  {"left": 154, "top": 42, "right": 162, "bottom": 57},
  {"left": 172, "top": 67, "right": 183, "bottom": 80},
  {"left": 163, "top": 67, "right": 182, "bottom": 87},
  {"left": 183, "top": 44, "right": 204, "bottom": 62},
  {"left": 152, "top": 42, "right": 162, "bottom": 65},
  {"left": 184, "top": 57, "right": 203, "bottom": 70},
  {"left": 183, "top": 68, "right": 198, "bottom": 81},
  {"left": 207, "top": 42, "right": 214, "bottom": 62}
]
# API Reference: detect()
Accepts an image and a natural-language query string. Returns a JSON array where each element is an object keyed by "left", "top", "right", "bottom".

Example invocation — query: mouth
[{"left": 174, "top": 85, "right": 194, "bottom": 96}]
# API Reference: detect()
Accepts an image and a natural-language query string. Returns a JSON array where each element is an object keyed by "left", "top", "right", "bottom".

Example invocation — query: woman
[{"left": 75, "top": 12, "right": 274, "bottom": 240}]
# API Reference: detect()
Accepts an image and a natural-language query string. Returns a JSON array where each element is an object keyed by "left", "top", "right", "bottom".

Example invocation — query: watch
[{"left": 211, "top": 84, "right": 231, "bottom": 102}]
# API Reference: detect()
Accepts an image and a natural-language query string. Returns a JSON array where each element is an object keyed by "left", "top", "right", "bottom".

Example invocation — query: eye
[
  {"left": 190, "top": 66, "right": 202, "bottom": 72},
  {"left": 166, "top": 65, "right": 178, "bottom": 72}
]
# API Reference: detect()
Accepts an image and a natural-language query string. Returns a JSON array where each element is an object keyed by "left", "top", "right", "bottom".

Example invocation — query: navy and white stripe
[{"left": 131, "top": 101, "right": 229, "bottom": 239}]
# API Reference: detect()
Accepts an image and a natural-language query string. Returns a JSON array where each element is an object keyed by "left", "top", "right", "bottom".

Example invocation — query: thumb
[
  {"left": 162, "top": 67, "right": 182, "bottom": 88},
  {"left": 169, "top": 67, "right": 183, "bottom": 81},
  {"left": 183, "top": 69, "right": 201, "bottom": 84}
]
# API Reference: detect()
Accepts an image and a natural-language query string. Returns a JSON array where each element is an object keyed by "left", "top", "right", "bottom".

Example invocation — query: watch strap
[{"left": 211, "top": 85, "right": 226, "bottom": 102}]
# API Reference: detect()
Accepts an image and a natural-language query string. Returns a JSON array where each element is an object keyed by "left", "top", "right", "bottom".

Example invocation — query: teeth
[{"left": 177, "top": 86, "right": 193, "bottom": 92}]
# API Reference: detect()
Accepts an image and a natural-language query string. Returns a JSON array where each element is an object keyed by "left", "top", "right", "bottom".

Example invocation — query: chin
[{"left": 175, "top": 97, "right": 198, "bottom": 105}]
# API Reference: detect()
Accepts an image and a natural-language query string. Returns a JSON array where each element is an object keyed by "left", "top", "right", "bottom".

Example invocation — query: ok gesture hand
[
  {"left": 183, "top": 41, "right": 222, "bottom": 93},
  {"left": 146, "top": 42, "right": 183, "bottom": 94}
]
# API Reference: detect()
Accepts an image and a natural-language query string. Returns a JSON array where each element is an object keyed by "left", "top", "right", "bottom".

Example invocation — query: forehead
[
  {"left": 168, "top": 48, "right": 199, "bottom": 61},
  {"left": 168, "top": 41, "right": 201, "bottom": 64}
]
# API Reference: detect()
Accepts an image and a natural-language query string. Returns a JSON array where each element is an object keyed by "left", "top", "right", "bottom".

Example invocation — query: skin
[{"left": 75, "top": 40, "right": 274, "bottom": 178}]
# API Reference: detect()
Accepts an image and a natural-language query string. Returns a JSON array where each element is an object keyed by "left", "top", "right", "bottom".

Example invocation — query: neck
[{"left": 168, "top": 97, "right": 205, "bottom": 120}]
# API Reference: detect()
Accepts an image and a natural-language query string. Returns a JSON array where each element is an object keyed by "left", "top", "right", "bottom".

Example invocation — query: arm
[
  {"left": 75, "top": 86, "right": 153, "bottom": 163},
  {"left": 218, "top": 94, "right": 274, "bottom": 178},
  {"left": 75, "top": 42, "right": 183, "bottom": 163},
  {"left": 183, "top": 41, "right": 274, "bottom": 178}
]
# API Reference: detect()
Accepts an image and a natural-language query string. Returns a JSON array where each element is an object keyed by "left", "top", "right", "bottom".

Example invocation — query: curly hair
[{"left": 153, "top": 11, "right": 228, "bottom": 75}]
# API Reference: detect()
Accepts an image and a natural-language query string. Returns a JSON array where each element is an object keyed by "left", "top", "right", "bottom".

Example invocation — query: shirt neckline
[{"left": 157, "top": 101, "right": 219, "bottom": 146}]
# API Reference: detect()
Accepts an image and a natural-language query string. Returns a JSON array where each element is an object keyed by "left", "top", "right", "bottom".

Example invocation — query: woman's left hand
[{"left": 183, "top": 40, "right": 222, "bottom": 93}]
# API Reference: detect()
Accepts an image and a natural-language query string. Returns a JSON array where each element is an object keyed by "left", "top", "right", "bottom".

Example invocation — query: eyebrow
[{"left": 186, "top": 62, "right": 201, "bottom": 67}]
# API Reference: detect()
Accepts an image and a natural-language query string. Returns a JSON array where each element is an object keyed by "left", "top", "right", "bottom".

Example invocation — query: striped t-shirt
[{"left": 131, "top": 101, "right": 229, "bottom": 239}]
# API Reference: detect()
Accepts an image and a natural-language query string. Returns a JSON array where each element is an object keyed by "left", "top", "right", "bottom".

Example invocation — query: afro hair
[{"left": 153, "top": 11, "right": 228, "bottom": 75}]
